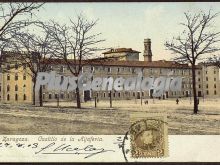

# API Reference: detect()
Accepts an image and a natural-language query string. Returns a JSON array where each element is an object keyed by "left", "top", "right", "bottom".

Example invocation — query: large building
[{"left": 0, "top": 39, "right": 219, "bottom": 104}]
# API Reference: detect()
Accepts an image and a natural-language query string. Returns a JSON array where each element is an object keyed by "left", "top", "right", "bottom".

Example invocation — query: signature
[{"left": 35, "top": 142, "right": 115, "bottom": 159}]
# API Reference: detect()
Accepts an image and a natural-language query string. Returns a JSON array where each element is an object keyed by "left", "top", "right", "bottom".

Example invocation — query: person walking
[{"left": 176, "top": 98, "right": 179, "bottom": 105}]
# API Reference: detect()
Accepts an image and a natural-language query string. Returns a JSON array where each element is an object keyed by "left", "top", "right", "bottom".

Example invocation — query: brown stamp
[{"left": 130, "top": 113, "right": 168, "bottom": 158}]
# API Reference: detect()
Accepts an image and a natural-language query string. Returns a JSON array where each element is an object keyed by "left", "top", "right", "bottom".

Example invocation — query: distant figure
[
  {"left": 145, "top": 100, "right": 148, "bottom": 105},
  {"left": 176, "top": 98, "right": 179, "bottom": 105},
  {"left": 197, "top": 98, "right": 199, "bottom": 105}
]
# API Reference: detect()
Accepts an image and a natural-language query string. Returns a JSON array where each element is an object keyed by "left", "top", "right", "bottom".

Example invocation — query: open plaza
[{"left": 0, "top": 97, "right": 219, "bottom": 135}]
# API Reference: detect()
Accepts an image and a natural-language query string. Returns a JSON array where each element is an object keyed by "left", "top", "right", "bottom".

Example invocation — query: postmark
[{"left": 130, "top": 113, "right": 168, "bottom": 158}]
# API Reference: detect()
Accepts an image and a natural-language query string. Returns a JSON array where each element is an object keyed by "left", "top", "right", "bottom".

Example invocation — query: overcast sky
[{"left": 34, "top": 2, "right": 220, "bottom": 61}]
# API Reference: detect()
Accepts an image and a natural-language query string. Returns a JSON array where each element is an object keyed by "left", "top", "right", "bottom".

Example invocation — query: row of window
[
  {"left": 6, "top": 84, "right": 26, "bottom": 92},
  {"left": 206, "top": 90, "right": 217, "bottom": 95},
  {"left": 7, "top": 94, "right": 27, "bottom": 101},
  {"left": 7, "top": 74, "right": 26, "bottom": 81},
  {"left": 198, "top": 70, "right": 217, "bottom": 75},
  {"left": 197, "top": 77, "right": 217, "bottom": 82},
  {"left": 6, "top": 64, "right": 26, "bottom": 70}
]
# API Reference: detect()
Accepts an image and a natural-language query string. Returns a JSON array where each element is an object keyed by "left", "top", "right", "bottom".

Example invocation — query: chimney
[{"left": 143, "top": 38, "right": 152, "bottom": 62}]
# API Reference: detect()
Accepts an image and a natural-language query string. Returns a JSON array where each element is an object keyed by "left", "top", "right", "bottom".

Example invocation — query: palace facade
[{"left": 0, "top": 39, "right": 219, "bottom": 104}]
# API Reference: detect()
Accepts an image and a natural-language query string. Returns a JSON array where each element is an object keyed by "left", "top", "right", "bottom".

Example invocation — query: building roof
[
  {"left": 102, "top": 48, "right": 141, "bottom": 54},
  {"left": 42, "top": 58, "right": 195, "bottom": 69}
]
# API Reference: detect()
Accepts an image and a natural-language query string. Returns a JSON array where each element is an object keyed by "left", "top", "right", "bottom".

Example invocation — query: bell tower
[{"left": 143, "top": 38, "right": 152, "bottom": 62}]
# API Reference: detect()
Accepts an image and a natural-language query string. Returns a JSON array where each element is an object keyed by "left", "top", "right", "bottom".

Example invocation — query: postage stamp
[{"left": 130, "top": 113, "right": 168, "bottom": 158}]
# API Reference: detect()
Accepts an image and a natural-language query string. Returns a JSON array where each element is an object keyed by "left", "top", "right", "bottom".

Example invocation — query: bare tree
[
  {"left": 165, "top": 10, "right": 220, "bottom": 114},
  {"left": 9, "top": 24, "right": 55, "bottom": 106},
  {"left": 42, "top": 14, "right": 105, "bottom": 108},
  {"left": 0, "top": 2, "right": 43, "bottom": 66},
  {"left": 207, "top": 55, "right": 220, "bottom": 68}
]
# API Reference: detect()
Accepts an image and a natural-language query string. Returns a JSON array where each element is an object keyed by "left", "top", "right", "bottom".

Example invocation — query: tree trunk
[
  {"left": 76, "top": 87, "right": 81, "bottom": 109},
  {"left": 32, "top": 79, "right": 36, "bottom": 105},
  {"left": 39, "top": 86, "right": 43, "bottom": 107},
  {"left": 110, "top": 91, "right": 112, "bottom": 108},
  {"left": 192, "top": 64, "right": 198, "bottom": 114}
]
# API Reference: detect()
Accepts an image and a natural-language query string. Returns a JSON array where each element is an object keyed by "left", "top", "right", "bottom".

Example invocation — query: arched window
[
  {"left": 7, "top": 74, "right": 10, "bottom": 80},
  {"left": 7, "top": 64, "right": 10, "bottom": 70},
  {"left": 23, "top": 94, "right": 26, "bottom": 100},
  {"left": 15, "top": 94, "right": 18, "bottom": 101},
  {"left": 15, "top": 85, "right": 18, "bottom": 91},
  {"left": 23, "top": 74, "right": 26, "bottom": 80},
  {"left": 7, "top": 85, "right": 10, "bottom": 92},
  {"left": 15, "top": 73, "right": 18, "bottom": 81},
  {"left": 23, "top": 64, "right": 26, "bottom": 70},
  {"left": 7, "top": 94, "right": 10, "bottom": 101},
  {"left": 15, "top": 63, "right": 18, "bottom": 70}
]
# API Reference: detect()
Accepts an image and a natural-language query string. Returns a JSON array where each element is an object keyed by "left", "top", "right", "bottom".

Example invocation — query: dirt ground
[{"left": 0, "top": 97, "right": 219, "bottom": 135}]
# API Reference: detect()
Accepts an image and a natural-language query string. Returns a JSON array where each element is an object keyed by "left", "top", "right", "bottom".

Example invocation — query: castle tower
[{"left": 143, "top": 38, "right": 152, "bottom": 62}]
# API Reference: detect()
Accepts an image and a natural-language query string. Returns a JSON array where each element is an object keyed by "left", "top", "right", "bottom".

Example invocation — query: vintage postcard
[{"left": 0, "top": 1, "right": 219, "bottom": 162}]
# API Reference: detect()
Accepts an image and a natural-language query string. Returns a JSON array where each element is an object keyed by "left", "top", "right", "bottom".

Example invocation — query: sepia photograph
[{"left": 0, "top": 2, "right": 219, "bottom": 137}]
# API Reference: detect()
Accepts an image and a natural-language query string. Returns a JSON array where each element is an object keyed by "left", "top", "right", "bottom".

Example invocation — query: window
[
  {"left": 206, "top": 84, "right": 208, "bottom": 89},
  {"left": 7, "top": 74, "right": 10, "bottom": 80},
  {"left": 214, "top": 84, "right": 216, "bottom": 88},
  {"left": 206, "top": 71, "right": 208, "bottom": 74},
  {"left": 199, "top": 85, "right": 201, "bottom": 88},
  {"left": 103, "top": 92, "right": 106, "bottom": 98},
  {"left": 133, "top": 92, "right": 135, "bottom": 97},
  {"left": 107, "top": 67, "right": 111, "bottom": 73},
  {"left": 214, "top": 70, "right": 216, "bottom": 74},
  {"left": 15, "top": 73, "right": 18, "bottom": 81},
  {"left": 15, "top": 85, "right": 18, "bottom": 91},
  {"left": 0, "top": 85, "right": 1, "bottom": 92},
  {"left": 7, "top": 85, "right": 10, "bottom": 92},
  {"left": 7, "top": 64, "right": 10, "bottom": 70},
  {"left": 132, "top": 68, "right": 135, "bottom": 73},
  {"left": 113, "top": 92, "right": 116, "bottom": 97},
  {"left": 198, "top": 78, "right": 200, "bottom": 82},
  {"left": 60, "top": 66, "right": 65, "bottom": 73},
  {"left": 55, "top": 94, "right": 58, "bottom": 99},
  {"left": 49, "top": 94, "right": 52, "bottom": 99},
  {"left": 206, "top": 90, "right": 209, "bottom": 95},
  {"left": 117, "top": 68, "right": 120, "bottom": 72},
  {"left": 198, "top": 71, "right": 200, "bottom": 75},
  {"left": 7, "top": 94, "right": 10, "bottom": 101},
  {"left": 214, "top": 90, "right": 217, "bottom": 95},
  {"left": 118, "top": 92, "right": 121, "bottom": 97},
  {"left": 91, "top": 66, "right": 94, "bottom": 72},
  {"left": 23, "top": 74, "right": 26, "bottom": 80},
  {"left": 60, "top": 93, "right": 64, "bottom": 99},
  {"left": 214, "top": 78, "right": 216, "bottom": 81},
  {"left": 15, "top": 63, "right": 18, "bottom": 70},
  {"left": 23, "top": 94, "right": 26, "bottom": 100},
  {"left": 142, "top": 92, "right": 144, "bottom": 96},
  {"left": 206, "top": 77, "right": 208, "bottom": 81},
  {"left": 15, "top": 94, "right": 18, "bottom": 101}
]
